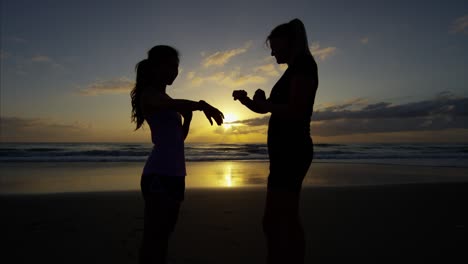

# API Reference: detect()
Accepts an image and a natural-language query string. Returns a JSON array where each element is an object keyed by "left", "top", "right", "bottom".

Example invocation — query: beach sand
[{"left": 2, "top": 162, "right": 468, "bottom": 263}]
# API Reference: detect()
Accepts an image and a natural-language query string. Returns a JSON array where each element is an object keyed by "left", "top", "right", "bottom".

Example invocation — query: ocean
[{"left": 0, "top": 142, "right": 467, "bottom": 167}]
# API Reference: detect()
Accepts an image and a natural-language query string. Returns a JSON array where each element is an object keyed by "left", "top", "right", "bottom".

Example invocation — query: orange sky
[{"left": 1, "top": 1, "right": 467, "bottom": 143}]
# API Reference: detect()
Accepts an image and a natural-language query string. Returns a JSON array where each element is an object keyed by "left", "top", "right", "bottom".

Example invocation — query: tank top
[
  {"left": 267, "top": 54, "right": 318, "bottom": 156},
  {"left": 142, "top": 110, "right": 186, "bottom": 177}
]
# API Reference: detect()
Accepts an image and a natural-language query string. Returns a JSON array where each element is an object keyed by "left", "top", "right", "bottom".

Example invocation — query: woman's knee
[
  {"left": 262, "top": 208, "right": 292, "bottom": 235},
  {"left": 262, "top": 212, "right": 275, "bottom": 235},
  {"left": 144, "top": 200, "right": 181, "bottom": 235},
  {"left": 263, "top": 192, "right": 301, "bottom": 235}
]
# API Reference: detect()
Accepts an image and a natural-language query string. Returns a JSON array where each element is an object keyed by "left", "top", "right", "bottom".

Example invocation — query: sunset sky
[{"left": 1, "top": 0, "right": 467, "bottom": 143}]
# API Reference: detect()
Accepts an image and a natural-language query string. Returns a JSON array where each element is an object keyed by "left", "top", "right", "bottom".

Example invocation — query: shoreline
[
  {"left": 1, "top": 159, "right": 468, "bottom": 168},
  {"left": 2, "top": 180, "right": 468, "bottom": 196},
  {"left": 2, "top": 161, "right": 468, "bottom": 195}
]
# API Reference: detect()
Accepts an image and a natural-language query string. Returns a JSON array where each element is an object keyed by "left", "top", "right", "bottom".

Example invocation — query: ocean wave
[{"left": 0, "top": 143, "right": 467, "bottom": 166}]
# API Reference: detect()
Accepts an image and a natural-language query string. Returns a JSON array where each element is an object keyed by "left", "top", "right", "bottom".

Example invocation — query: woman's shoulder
[
  {"left": 141, "top": 89, "right": 171, "bottom": 104},
  {"left": 289, "top": 55, "right": 318, "bottom": 77},
  {"left": 141, "top": 88, "right": 166, "bottom": 98},
  {"left": 140, "top": 88, "right": 173, "bottom": 118},
  {"left": 296, "top": 54, "right": 317, "bottom": 68}
]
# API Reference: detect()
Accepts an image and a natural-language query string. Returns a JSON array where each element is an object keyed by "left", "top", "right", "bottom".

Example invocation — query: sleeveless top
[
  {"left": 142, "top": 110, "right": 186, "bottom": 177},
  {"left": 267, "top": 54, "right": 318, "bottom": 157}
]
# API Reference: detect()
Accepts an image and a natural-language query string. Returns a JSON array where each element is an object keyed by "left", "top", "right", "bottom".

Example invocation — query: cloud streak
[
  {"left": 189, "top": 69, "right": 266, "bottom": 88},
  {"left": 7, "top": 36, "right": 26, "bottom": 43},
  {"left": 310, "top": 42, "right": 337, "bottom": 61},
  {"left": 450, "top": 14, "right": 468, "bottom": 35},
  {"left": 214, "top": 125, "right": 267, "bottom": 135},
  {"left": 229, "top": 92, "right": 468, "bottom": 136},
  {"left": 79, "top": 77, "right": 134, "bottom": 96},
  {"left": 0, "top": 116, "right": 88, "bottom": 141},
  {"left": 31, "top": 55, "right": 52, "bottom": 62},
  {"left": 0, "top": 50, "right": 10, "bottom": 60},
  {"left": 313, "top": 92, "right": 467, "bottom": 121},
  {"left": 30, "top": 54, "right": 64, "bottom": 69},
  {"left": 202, "top": 42, "right": 252, "bottom": 67},
  {"left": 254, "top": 63, "right": 280, "bottom": 77}
]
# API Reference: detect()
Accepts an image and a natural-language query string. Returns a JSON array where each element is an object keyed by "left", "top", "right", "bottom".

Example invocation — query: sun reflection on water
[{"left": 224, "top": 165, "right": 233, "bottom": 187}]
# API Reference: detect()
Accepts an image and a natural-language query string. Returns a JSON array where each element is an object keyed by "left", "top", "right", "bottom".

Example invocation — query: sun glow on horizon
[{"left": 223, "top": 113, "right": 238, "bottom": 130}]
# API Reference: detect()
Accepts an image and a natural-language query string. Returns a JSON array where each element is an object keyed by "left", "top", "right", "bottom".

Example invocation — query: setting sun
[{"left": 223, "top": 113, "right": 238, "bottom": 130}]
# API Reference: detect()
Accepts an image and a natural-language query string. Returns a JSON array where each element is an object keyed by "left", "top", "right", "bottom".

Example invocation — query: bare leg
[
  {"left": 263, "top": 190, "right": 304, "bottom": 264},
  {"left": 139, "top": 194, "right": 181, "bottom": 264}
]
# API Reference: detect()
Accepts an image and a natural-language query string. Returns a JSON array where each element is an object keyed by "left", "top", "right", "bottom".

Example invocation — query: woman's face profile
[
  {"left": 156, "top": 56, "right": 179, "bottom": 86},
  {"left": 269, "top": 37, "right": 290, "bottom": 64}
]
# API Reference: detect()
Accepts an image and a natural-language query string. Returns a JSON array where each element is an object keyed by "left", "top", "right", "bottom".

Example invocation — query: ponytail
[
  {"left": 266, "top": 18, "right": 311, "bottom": 56},
  {"left": 130, "top": 59, "right": 151, "bottom": 130},
  {"left": 288, "top": 19, "right": 310, "bottom": 56},
  {"left": 130, "top": 45, "right": 180, "bottom": 130}
]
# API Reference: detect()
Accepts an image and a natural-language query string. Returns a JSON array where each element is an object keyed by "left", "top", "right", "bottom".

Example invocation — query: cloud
[
  {"left": 189, "top": 69, "right": 266, "bottom": 88},
  {"left": 310, "top": 42, "right": 337, "bottom": 61},
  {"left": 190, "top": 72, "right": 224, "bottom": 86},
  {"left": 0, "top": 50, "right": 9, "bottom": 60},
  {"left": 262, "top": 57, "right": 287, "bottom": 71},
  {"left": 227, "top": 116, "right": 270, "bottom": 127},
  {"left": 360, "top": 37, "right": 369, "bottom": 44},
  {"left": 7, "top": 36, "right": 26, "bottom": 43},
  {"left": 254, "top": 63, "right": 280, "bottom": 77},
  {"left": 31, "top": 54, "right": 63, "bottom": 69},
  {"left": 79, "top": 77, "right": 134, "bottom": 96},
  {"left": 313, "top": 92, "right": 468, "bottom": 136},
  {"left": 186, "top": 71, "right": 196, "bottom": 80},
  {"left": 0, "top": 116, "right": 89, "bottom": 142},
  {"left": 213, "top": 125, "right": 267, "bottom": 135},
  {"left": 230, "top": 91, "right": 468, "bottom": 136},
  {"left": 278, "top": 64, "right": 288, "bottom": 71},
  {"left": 450, "top": 14, "right": 468, "bottom": 35},
  {"left": 313, "top": 91, "right": 467, "bottom": 121},
  {"left": 312, "top": 116, "right": 468, "bottom": 136},
  {"left": 31, "top": 55, "right": 52, "bottom": 62},
  {"left": 202, "top": 42, "right": 252, "bottom": 67},
  {"left": 318, "top": 98, "right": 369, "bottom": 112}
]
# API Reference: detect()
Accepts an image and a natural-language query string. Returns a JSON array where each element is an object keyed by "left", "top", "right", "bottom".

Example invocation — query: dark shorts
[
  {"left": 267, "top": 148, "right": 313, "bottom": 192},
  {"left": 140, "top": 174, "right": 185, "bottom": 236},
  {"left": 141, "top": 174, "right": 186, "bottom": 202}
]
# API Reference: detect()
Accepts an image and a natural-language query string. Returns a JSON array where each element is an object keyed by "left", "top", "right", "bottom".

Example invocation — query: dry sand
[{"left": 2, "top": 182, "right": 467, "bottom": 263}]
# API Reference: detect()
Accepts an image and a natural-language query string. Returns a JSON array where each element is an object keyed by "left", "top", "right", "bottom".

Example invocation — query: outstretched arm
[
  {"left": 142, "top": 90, "right": 204, "bottom": 112},
  {"left": 142, "top": 90, "right": 224, "bottom": 125}
]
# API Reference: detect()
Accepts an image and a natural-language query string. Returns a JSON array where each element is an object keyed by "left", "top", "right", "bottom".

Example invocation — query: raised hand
[
  {"left": 232, "top": 90, "right": 248, "bottom": 101},
  {"left": 200, "top": 101, "right": 224, "bottom": 126},
  {"left": 234, "top": 88, "right": 269, "bottom": 114},
  {"left": 253, "top": 89, "right": 266, "bottom": 102}
]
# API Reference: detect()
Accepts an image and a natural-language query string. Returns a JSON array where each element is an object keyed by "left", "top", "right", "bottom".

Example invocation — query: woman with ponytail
[
  {"left": 233, "top": 19, "right": 318, "bottom": 264},
  {"left": 131, "top": 45, "right": 224, "bottom": 264}
]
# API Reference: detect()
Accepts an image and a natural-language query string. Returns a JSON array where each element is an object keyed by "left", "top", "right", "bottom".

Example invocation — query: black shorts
[
  {"left": 141, "top": 174, "right": 186, "bottom": 202},
  {"left": 140, "top": 174, "right": 185, "bottom": 236},
  {"left": 267, "top": 150, "right": 313, "bottom": 192}
]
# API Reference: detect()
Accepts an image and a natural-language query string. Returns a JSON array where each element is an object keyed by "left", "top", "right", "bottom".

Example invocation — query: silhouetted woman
[
  {"left": 233, "top": 19, "right": 318, "bottom": 264},
  {"left": 131, "top": 45, "right": 224, "bottom": 264}
]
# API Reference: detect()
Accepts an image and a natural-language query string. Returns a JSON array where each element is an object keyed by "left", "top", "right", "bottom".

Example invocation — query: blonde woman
[{"left": 233, "top": 19, "right": 318, "bottom": 264}]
